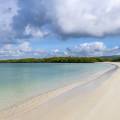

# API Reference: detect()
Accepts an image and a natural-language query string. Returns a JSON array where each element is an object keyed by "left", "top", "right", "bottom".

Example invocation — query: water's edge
[{"left": 0, "top": 62, "right": 118, "bottom": 113}]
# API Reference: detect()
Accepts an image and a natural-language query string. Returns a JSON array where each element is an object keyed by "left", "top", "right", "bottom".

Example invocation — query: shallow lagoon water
[{"left": 0, "top": 63, "right": 113, "bottom": 110}]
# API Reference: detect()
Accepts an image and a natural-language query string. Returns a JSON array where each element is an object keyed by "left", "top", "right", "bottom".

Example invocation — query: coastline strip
[{"left": 0, "top": 62, "right": 118, "bottom": 120}]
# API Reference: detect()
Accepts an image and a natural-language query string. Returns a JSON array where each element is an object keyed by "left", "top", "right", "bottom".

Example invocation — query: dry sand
[{"left": 0, "top": 62, "right": 120, "bottom": 120}]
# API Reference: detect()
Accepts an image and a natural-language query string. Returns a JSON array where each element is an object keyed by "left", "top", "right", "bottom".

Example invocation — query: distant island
[{"left": 0, "top": 56, "right": 120, "bottom": 63}]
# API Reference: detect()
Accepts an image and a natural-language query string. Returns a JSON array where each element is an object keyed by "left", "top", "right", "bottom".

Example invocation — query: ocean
[{"left": 0, "top": 63, "right": 113, "bottom": 110}]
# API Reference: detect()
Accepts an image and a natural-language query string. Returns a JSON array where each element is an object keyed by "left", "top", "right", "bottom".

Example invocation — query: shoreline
[
  {"left": 0, "top": 63, "right": 115, "bottom": 112},
  {"left": 0, "top": 62, "right": 119, "bottom": 120}
]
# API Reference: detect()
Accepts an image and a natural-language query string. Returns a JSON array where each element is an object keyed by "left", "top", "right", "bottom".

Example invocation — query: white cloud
[
  {"left": 53, "top": 49, "right": 60, "bottom": 53},
  {"left": 0, "top": 0, "right": 18, "bottom": 44},
  {"left": 0, "top": 41, "right": 120, "bottom": 58},
  {"left": 77, "top": 42, "right": 106, "bottom": 52},
  {"left": 0, "top": 0, "right": 18, "bottom": 29},
  {"left": 0, "top": 42, "right": 51, "bottom": 58},
  {"left": 1, "top": 0, "right": 120, "bottom": 58},
  {"left": 11, "top": 0, "right": 120, "bottom": 38},
  {"left": 67, "top": 42, "right": 107, "bottom": 56},
  {"left": 25, "top": 25, "right": 48, "bottom": 38},
  {"left": 1, "top": 0, "right": 120, "bottom": 44},
  {"left": 51, "top": 0, "right": 120, "bottom": 37},
  {"left": 18, "top": 42, "right": 32, "bottom": 52},
  {"left": 64, "top": 42, "right": 120, "bottom": 57},
  {"left": 0, "top": 42, "right": 32, "bottom": 57}
]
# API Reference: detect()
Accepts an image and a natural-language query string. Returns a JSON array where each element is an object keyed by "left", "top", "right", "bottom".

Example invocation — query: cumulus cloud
[
  {"left": 0, "top": 41, "right": 50, "bottom": 59},
  {"left": 0, "top": 41, "right": 120, "bottom": 59},
  {"left": 0, "top": 42, "right": 32, "bottom": 58},
  {"left": 48, "top": 42, "right": 117, "bottom": 57},
  {"left": 66, "top": 42, "right": 120, "bottom": 57},
  {"left": 1, "top": 0, "right": 120, "bottom": 58},
  {"left": 24, "top": 25, "right": 49, "bottom": 38},
  {"left": 10, "top": 0, "right": 120, "bottom": 38},
  {"left": 0, "top": 0, "right": 18, "bottom": 44},
  {"left": 1, "top": 0, "right": 120, "bottom": 43},
  {"left": 52, "top": 0, "right": 120, "bottom": 37},
  {"left": 17, "top": 42, "right": 32, "bottom": 52},
  {"left": 66, "top": 42, "right": 106, "bottom": 56}
]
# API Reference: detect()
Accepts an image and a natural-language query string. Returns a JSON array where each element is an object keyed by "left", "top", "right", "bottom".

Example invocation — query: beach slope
[{"left": 0, "top": 62, "right": 120, "bottom": 120}]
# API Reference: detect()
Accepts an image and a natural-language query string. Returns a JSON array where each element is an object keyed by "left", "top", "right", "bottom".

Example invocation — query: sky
[{"left": 1, "top": 0, "right": 120, "bottom": 59}]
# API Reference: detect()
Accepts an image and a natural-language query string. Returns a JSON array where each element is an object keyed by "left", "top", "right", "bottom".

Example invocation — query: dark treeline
[{"left": 0, "top": 57, "right": 114, "bottom": 63}]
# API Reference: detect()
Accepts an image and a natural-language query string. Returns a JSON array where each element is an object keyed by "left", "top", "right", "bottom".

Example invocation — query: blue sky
[
  {"left": 1, "top": 0, "right": 120, "bottom": 59},
  {"left": 35, "top": 36, "right": 120, "bottom": 50}
]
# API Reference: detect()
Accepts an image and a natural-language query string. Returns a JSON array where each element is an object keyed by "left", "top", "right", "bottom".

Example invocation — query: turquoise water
[{"left": 0, "top": 63, "right": 113, "bottom": 110}]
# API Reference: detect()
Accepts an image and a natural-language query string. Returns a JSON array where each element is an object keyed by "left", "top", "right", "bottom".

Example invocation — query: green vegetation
[{"left": 0, "top": 57, "right": 113, "bottom": 63}]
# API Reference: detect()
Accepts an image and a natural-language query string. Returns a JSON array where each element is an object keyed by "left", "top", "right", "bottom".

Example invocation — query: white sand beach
[{"left": 0, "top": 62, "right": 120, "bottom": 120}]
